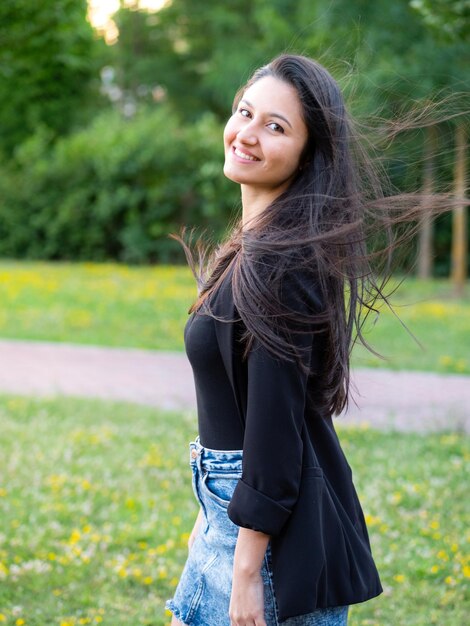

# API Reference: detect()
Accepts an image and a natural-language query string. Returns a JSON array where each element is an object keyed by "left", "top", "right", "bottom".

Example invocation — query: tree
[
  {"left": 0, "top": 0, "right": 105, "bottom": 156},
  {"left": 451, "top": 122, "right": 468, "bottom": 295}
]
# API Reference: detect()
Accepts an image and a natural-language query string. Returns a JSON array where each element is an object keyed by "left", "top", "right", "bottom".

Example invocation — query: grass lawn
[
  {"left": 0, "top": 394, "right": 468, "bottom": 625},
  {"left": 0, "top": 260, "right": 469, "bottom": 375}
]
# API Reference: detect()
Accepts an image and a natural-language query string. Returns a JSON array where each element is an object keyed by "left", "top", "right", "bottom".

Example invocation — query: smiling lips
[{"left": 232, "top": 146, "right": 260, "bottom": 162}]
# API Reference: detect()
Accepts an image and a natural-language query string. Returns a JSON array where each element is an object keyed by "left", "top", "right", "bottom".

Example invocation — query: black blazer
[{"left": 209, "top": 263, "right": 383, "bottom": 622}]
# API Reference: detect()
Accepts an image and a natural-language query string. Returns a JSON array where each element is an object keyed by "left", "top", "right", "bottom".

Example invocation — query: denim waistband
[{"left": 189, "top": 435, "right": 243, "bottom": 472}]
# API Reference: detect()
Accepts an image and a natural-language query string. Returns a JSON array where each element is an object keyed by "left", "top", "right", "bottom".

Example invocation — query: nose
[{"left": 236, "top": 122, "right": 258, "bottom": 145}]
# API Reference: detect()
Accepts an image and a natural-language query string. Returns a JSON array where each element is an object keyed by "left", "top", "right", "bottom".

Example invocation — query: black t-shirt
[{"left": 184, "top": 308, "right": 244, "bottom": 450}]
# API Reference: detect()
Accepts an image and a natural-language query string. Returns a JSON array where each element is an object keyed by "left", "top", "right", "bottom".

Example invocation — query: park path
[{"left": 0, "top": 338, "right": 468, "bottom": 434}]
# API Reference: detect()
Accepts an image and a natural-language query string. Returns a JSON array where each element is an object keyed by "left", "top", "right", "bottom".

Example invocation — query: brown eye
[{"left": 267, "top": 122, "right": 284, "bottom": 133}]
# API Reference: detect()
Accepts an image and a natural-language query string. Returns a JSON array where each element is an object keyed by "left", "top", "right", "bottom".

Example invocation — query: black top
[
  {"left": 184, "top": 309, "right": 244, "bottom": 450},
  {"left": 183, "top": 263, "right": 383, "bottom": 620}
]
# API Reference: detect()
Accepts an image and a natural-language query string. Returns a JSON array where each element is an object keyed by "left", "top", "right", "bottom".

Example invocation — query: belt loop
[{"left": 196, "top": 445, "right": 204, "bottom": 475}]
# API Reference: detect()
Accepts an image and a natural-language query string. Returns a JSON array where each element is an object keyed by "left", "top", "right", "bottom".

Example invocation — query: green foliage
[
  {"left": 0, "top": 0, "right": 467, "bottom": 272},
  {"left": 0, "top": 0, "right": 105, "bottom": 156},
  {"left": 109, "top": 0, "right": 329, "bottom": 121},
  {"left": 410, "top": 0, "right": 470, "bottom": 42},
  {"left": 0, "top": 107, "right": 238, "bottom": 263}
]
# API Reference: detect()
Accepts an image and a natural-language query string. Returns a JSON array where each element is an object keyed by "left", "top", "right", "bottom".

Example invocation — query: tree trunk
[
  {"left": 451, "top": 122, "right": 468, "bottom": 297},
  {"left": 417, "top": 125, "right": 438, "bottom": 279}
]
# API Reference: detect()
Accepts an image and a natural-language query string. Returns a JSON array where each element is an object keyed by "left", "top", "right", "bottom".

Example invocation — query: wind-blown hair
[{"left": 171, "top": 53, "right": 464, "bottom": 418}]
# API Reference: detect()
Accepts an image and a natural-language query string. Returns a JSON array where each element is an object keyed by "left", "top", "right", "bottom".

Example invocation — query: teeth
[{"left": 234, "top": 147, "right": 258, "bottom": 161}]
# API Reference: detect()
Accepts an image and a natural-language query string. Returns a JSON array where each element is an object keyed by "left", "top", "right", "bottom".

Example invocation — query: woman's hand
[
  {"left": 229, "top": 527, "right": 270, "bottom": 625},
  {"left": 188, "top": 507, "right": 204, "bottom": 551},
  {"left": 229, "top": 568, "right": 266, "bottom": 626}
]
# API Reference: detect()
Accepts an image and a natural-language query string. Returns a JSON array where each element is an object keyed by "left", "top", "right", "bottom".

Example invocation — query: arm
[
  {"left": 228, "top": 269, "right": 322, "bottom": 624},
  {"left": 229, "top": 527, "right": 270, "bottom": 626},
  {"left": 227, "top": 269, "right": 322, "bottom": 536}
]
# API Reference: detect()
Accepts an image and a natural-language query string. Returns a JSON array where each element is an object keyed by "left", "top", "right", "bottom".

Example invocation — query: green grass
[
  {"left": 0, "top": 260, "right": 469, "bottom": 374},
  {"left": 0, "top": 395, "right": 468, "bottom": 625}
]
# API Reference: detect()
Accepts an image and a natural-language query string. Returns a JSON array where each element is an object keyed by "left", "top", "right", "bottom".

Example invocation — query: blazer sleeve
[{"left": 227, "top": 269, "right": 323, "bottom": 536}]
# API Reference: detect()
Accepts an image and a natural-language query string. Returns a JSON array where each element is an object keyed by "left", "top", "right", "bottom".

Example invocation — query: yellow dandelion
[
  {"left": 364, "top": 514, "right": 381, "bottom": 527},
  {"left": 430, "top": 565, "right": 439, "bottom": 573},
  {"left": 429, "top": 520, "right": 440, "bottom": 530},
  {"left": 69, "top": 529, "right": 81, "bottom": 544},
  {"left": 437, "top": 550, "right": 449, "bottom": 561},
  {"left": 143, "top": 576, "right": 153, "bottom": 585},
  {"left": 391, "top": 492, "right": 402, "bottom": 504},
  {"left": 94, "top": 617, "right": 103, "bottom": 623},
  {"left": 82, "top": 524, "right": 92, "bottom": 534},
  {"left": 16, "top": 620, "right": 25, "bottom": 626},
  {"left": 432, "top": 532, "right": 442, "bottom": 540},
  {"left": 445, "top": 576, "right": 455, "bottom": 585},
  {"left": 393, "top": 574, "right": 405, "bottom": 583},
  {"left": 462, "top": 565, "right": 470, "bottom": 578},
  {"left": 0, "top": 488, "right": 7, "bottom": 497},
  {"left": 0, "top": 615, "right": 6, "bottom": 623},
  {"left": 439, "top": 355, "right": 453, "bottom": 366},
  {"left": 170, "top": 576, "right": 179, "bottom": 587}
]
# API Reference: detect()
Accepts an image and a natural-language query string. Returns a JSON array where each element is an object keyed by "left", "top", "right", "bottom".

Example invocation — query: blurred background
[
  {"left": 0, "top": 0, "right": 468, "bottom": 273},
  {"left": 0, "top": 2, "right": 468, "bottom": 625}
]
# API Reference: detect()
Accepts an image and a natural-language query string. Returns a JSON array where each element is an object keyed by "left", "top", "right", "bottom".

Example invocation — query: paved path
[{"left": 0, "top": 339, "right": 468, "bottom": 434}]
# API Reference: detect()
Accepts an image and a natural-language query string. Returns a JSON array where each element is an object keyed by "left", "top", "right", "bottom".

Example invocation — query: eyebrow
[{"left": 240, "top": 98, "right": 293, "bottom": 129}]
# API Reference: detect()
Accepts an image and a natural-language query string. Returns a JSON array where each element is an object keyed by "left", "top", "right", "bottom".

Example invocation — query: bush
[{"left": 0, "top": 106, "right": 239, "bottom": 263}]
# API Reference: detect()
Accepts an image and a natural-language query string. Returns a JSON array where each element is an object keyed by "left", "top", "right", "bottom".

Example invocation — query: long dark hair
[{"left": 170, "top": 53, "right": 465, "bottom": 418}]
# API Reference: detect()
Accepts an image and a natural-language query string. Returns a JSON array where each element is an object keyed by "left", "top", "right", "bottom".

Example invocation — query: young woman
[{"left": 165, "top": 53, "right": 455, "bottom": 626}]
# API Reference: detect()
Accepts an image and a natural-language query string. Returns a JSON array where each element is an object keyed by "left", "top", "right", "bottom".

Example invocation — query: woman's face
[{"left": 223, "top": 75, "right": 308, "bottom": 194}]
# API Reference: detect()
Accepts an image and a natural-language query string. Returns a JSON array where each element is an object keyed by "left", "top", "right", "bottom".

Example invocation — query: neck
[{"left": 241, "top": 185, "right": 282, "bottom": 230}]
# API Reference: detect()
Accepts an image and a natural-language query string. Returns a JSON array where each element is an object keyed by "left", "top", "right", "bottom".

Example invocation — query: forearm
[{"left": 233, "top": 527, "right": 271, "bottom": 576}]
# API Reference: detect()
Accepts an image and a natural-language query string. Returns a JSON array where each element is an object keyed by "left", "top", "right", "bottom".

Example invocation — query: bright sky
[{"left": 87, "top": 0, "right": 168, "bottom": 44}]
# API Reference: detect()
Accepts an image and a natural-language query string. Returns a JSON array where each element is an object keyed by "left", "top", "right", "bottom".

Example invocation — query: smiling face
[{"left": 223, "top": 75, "right": 309, "bottom": 196}]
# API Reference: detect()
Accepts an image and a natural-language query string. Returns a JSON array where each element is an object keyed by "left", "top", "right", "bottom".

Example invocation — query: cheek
[
  {"left": 223, "top": 118, "right": 238, "bottom": 149},
  {"left": 269, "top": 144, "right": 299, "bottom": 171}
]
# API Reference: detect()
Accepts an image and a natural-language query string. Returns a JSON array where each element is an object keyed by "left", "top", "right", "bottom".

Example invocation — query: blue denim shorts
[{"left": 165, "top": 436, "right": 349, "bottom": 625}]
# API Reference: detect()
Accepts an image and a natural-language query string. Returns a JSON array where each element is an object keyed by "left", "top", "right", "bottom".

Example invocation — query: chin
[{"left": 223, "top": 164, "right": 244, "bottom": 184}]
